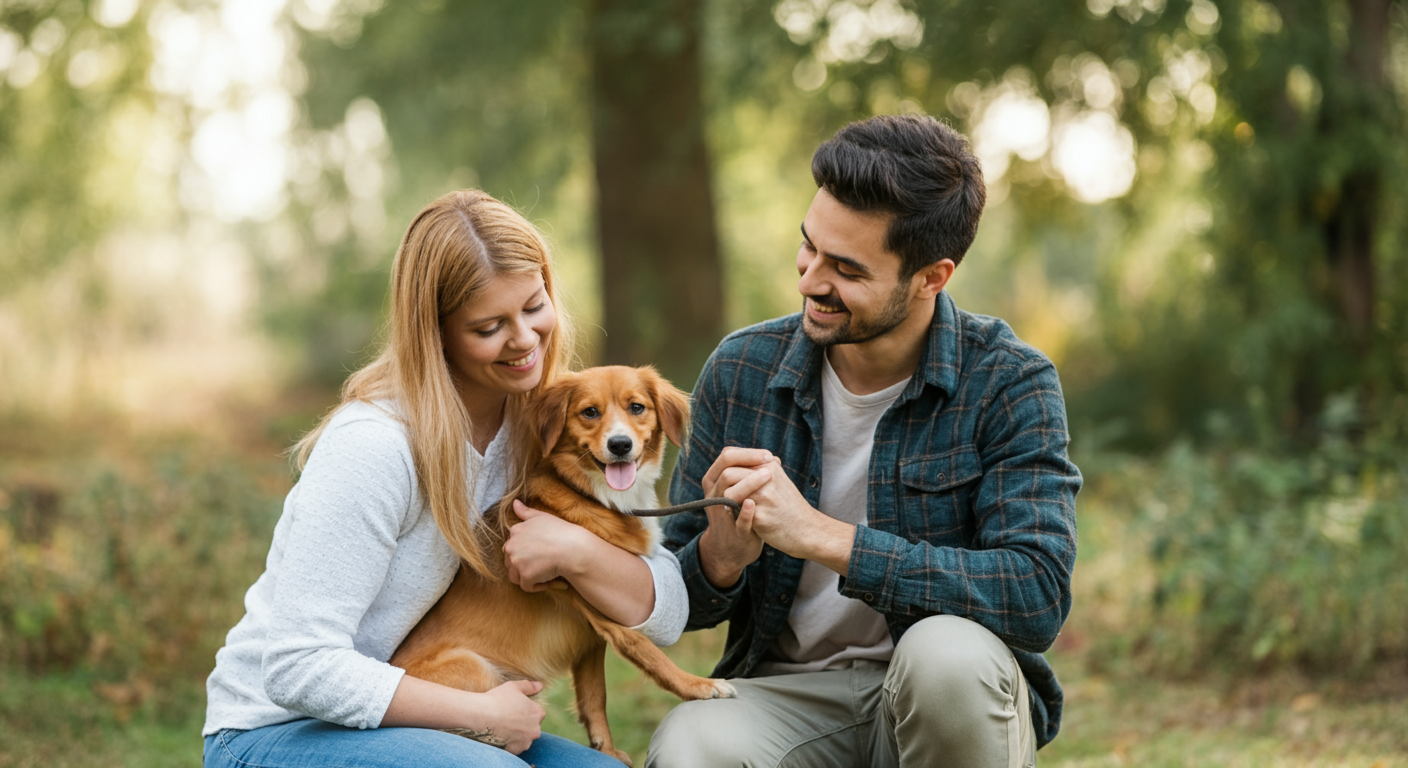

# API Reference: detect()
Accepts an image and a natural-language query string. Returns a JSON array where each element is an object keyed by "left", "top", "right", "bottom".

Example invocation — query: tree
[
  {"left": 1206, "top": 0, "right": 1405, "bottom": 437},
  {"left": 589, "top": 0, "right": 724, "bottom": 386},
  {"left": 290, "top": 0, "right": 1406, "bottom": 445},
  {"left": 292, "top": 0, "right": 727, "bottom": 387},
  {"left": 0, "top": 0, "right": 161, "bottom": 293}
]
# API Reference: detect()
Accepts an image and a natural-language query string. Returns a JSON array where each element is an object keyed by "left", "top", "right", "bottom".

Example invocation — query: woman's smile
[{"left": 498, "top": 347, "right": 539, "bottom": 372}]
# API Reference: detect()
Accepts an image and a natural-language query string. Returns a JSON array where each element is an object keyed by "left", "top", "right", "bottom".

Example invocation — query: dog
[{"left": 391, "top": 365, "right": 735, "bottom": 764}]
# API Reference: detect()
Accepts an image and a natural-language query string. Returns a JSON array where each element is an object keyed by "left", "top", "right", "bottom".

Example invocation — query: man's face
[{"left": 796, "top": 188, "right": 913, "bottom": 347}]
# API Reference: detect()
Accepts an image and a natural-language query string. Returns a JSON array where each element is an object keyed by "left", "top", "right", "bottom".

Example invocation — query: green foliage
[
  {"left": 1070, "top": 0, "right": 1408, "bottom": 448},
  {"left": 269, "top": 0, "right": 595, "bottom": 382},
  {"left": 0, "top": 0, "right": 164, "bottom": 294},
  {"left": 0, "top": 668, "right": 204, "bottom": 767},
  {"left": 704, "top": 0, "right": 1408, "bottom": 450},
  {"left": 0, "top": 455, "right": 280, "bottom": 717},
  {"left": 1085, "top": 400, "right": 1408, "bottom": 674}
]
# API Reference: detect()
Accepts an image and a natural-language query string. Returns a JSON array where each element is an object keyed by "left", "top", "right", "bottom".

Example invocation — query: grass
[
  {"left": 0, "top": 668, "right": 203, "bottom": 768},
  {"left": 1041, "top": 666, "right": 1408, "bottom": 767},
  {"left": 3, "top": 650, "right": 1405, "bottom": 767},
  {"left": 1, "top": 401, "right": 1406, "bottom": 767}
]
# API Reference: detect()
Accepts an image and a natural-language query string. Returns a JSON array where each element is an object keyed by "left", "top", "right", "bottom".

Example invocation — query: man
[{"left": 647, "top": 114, "right": 1080, "bottom": 768}]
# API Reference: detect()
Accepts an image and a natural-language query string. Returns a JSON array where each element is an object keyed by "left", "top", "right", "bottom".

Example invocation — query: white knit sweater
[{"left": 203, "top": 400, "right": 688, "bottom": 735}]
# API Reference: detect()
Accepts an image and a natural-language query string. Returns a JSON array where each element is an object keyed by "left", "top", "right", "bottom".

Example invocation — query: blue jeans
[{"left": 203, "top": 718, "right": 625, "bottom": 768}]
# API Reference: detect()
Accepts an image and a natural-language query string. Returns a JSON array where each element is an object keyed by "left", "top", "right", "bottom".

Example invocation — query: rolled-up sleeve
[
  {"left": 630, "top": 546, "right": 690, "bottom": 645},
  {"left": 839, "top": 357, "right": 1080, "bottom": 652}
]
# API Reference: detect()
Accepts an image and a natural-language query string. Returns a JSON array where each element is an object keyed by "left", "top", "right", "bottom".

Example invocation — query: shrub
[
  {"left": 0, "top": 455, "right": 282, "bottom": 717},
  {"left": 1111, "top": 437, "right": 1408, "bottom": 675}
]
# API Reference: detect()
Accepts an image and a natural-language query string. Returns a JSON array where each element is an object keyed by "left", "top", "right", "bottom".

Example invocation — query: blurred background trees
[
  {"left": 5, "top": 0, "right": 1402, "bottom": 439},
  {"left": 2, "top": 0, "right": 1407, "bottom": 723}
]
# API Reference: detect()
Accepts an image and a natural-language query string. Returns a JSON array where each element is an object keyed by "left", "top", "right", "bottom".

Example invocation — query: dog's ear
[
  {"left": 647, "top": 367, "right": 691, "bottom": 448},
  {"left": 535, "top": 379, "right": 573, "bottom": 456}
]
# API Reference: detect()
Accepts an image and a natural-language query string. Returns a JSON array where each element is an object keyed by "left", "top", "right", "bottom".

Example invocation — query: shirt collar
[{"left": 769, "top": 291, "right": 963, "bottom": 407}]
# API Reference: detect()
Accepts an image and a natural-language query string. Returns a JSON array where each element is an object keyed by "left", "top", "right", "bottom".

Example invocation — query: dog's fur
[{"left": 390, "top": 366, "right": 734, "bottom": 764}]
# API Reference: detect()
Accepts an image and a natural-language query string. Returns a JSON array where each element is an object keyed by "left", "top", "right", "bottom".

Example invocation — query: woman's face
[{"left": 441, "top": 270, "right": 556, "bottom": 415}]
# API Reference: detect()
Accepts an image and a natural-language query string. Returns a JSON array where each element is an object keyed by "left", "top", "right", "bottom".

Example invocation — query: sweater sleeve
[
  {"left": 628, "top": 544, "right": 688, "bottom": 646},
  {"left": 260, "top": 416, "right": 416, "bottom": 729}
]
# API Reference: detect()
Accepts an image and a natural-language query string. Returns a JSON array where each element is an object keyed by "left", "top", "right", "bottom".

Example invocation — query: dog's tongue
[{"left": 605, "top": 461, "right": 637, "bottom": 491}]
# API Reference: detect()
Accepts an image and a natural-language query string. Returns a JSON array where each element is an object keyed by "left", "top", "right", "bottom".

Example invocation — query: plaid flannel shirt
[{"left": 664, "top": 290, "right": 1081, "bottom": 748}]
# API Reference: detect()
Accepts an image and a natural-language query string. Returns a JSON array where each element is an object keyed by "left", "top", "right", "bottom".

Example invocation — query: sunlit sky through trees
[{"left": 1, "top": 0, "right": 1404, "bottom": 452}]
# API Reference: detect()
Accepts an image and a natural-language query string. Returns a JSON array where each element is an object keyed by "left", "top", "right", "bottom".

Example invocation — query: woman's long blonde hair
[{"left": 292, "top": 189, "right": 576, "bottom": 578}]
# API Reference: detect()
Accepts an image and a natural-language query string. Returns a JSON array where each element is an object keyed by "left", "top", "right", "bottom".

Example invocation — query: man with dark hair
[{"left": 646, "top": 114, "right": 1080, "bottom": 768}]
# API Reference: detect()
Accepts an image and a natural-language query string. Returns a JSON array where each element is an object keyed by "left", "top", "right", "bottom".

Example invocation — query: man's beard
[{"left": 801, "top": 282, "right": 911, "bottom": 347}]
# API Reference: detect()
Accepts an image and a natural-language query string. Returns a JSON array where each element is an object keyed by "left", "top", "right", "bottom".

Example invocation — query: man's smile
[{"left": 807, "top": 297, "right": 848, "bottom": 316}]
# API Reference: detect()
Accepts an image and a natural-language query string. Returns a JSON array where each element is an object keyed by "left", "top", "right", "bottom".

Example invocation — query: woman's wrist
[
  {"left": 561, "top": 535, "right": 655, "bottom": 626},
  {"left": 384, "top": 675, "right": 479, "bottom": 730},
  {"left": 558, "top": 525, "right": 611, "bottom": 583}
]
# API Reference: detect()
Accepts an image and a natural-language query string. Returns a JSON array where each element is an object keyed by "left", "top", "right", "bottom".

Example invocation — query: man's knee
[
  {"left": 647, "top": 699, "right": 751, "bottom": 768},
  {"left": 888, "top": 615, "right": 1019, "bottom": 702},
  {"left": 884, "top": 616, "right": 1034, "bottom": 768}
]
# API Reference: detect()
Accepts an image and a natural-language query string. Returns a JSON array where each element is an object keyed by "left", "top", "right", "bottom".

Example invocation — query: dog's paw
[
  {"left": 709, "top": 678, "right": 737, "bottom": 699},
  {"left": 674, "top": 675, "right": 738, "bottom": 701},
  {"left": 591, "top": 742, "right": 633, "bottom": 766}
]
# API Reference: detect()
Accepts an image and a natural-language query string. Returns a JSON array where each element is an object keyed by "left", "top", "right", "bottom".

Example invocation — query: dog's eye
[
  {"left": 629, "top": 402, "right": 646, "bottom": 415},
  {"left": 581, "top": 407, "right": 600, "bottom": 419}
]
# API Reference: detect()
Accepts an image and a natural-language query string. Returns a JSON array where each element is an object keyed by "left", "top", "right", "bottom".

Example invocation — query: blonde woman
[{"left": 202, "top": 190, "right": 685, "bottom": 768}]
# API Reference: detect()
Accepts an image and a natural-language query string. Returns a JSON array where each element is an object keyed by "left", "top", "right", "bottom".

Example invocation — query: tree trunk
[
  {"left": 1327, "top": 171, "right": 1378, "bottom": 348},
  {"left": 1326, "top": 0, "right": 1392, "bottom": 350},
  {"left": 588, "top": 0, "right": 725, "bottom": 389}
]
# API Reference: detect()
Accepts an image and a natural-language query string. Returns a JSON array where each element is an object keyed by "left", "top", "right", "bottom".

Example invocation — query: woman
[{"left": 203, "top": 190, "right": 686, "bottom": 768}]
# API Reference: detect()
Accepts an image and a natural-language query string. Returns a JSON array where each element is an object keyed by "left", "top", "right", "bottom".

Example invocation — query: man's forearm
[
  {"left": 787, "top": 516, "right": 856, "bottom": 576},
  {"left": 698, "top": 526, "right": 748, "bottom": 588}
]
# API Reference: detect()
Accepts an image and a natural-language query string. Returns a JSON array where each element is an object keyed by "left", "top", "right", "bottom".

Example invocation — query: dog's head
[{"left": 532, "top": 365, "right": 689, "bottom": 507}]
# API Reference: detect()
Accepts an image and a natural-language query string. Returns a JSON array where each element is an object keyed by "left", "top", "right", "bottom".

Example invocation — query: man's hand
[
  {"left": 697, "top": 447, "right": 772, "bottom": 588},
  {"left": 705, "top": 448, "right": 857, "bottom": 577}
]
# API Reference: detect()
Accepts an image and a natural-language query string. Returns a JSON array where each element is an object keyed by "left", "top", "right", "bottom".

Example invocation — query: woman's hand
[
  {"left": 503, "top": 501, "right": 591, "bottom": 591},
  {"left": 479, "top": 680, "right": 546, "bottom": 754},
  {"left": 504, "top": 500, "right": 656, "bottom": 626},
  {"left": 382, "top": 676, "right": 544, "bottom": 754}
]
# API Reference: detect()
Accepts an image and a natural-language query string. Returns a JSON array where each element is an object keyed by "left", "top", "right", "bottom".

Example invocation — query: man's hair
[{"left": 811, "top": 114, "right": 986, "bottom": 276}]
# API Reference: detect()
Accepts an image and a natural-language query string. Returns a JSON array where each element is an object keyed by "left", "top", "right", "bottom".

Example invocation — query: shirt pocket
[{"left": 897, "top": 445, "right": 983, "bottom": 544}]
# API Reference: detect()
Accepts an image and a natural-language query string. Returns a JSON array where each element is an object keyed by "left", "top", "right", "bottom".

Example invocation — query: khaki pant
[{"left": 646, "top": 616, "right": 1036, "bottom": 768}]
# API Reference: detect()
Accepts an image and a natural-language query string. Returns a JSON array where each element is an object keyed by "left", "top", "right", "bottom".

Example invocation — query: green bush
[
  {"left": 0, "top": 456, "right": 282, "bottom": 717},
  {"left": 1110, "top": 433, "right": 1408, "bottom": 675}
]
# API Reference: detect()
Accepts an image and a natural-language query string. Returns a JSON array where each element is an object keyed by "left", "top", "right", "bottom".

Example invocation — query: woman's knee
[{"left": 212, "top": 720, "right": 530, "bottom": 768}]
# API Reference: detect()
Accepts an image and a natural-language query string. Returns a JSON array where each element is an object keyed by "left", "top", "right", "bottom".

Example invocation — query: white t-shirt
[
  {"left": 761, "top": 354, "right": 910, "bottom": 674},
  {"left": 202, "top": 400, "right": 687, "bottom": 735}
]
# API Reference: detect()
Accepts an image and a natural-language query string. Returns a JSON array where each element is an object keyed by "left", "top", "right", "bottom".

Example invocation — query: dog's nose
[{"left": 607, "top": 435, "right": 634, "bottom": 459}]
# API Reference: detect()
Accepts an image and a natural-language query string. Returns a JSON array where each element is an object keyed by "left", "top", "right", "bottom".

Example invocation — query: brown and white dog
[{"left": 391, "top": 365, "right": 735, "bottom": 764}]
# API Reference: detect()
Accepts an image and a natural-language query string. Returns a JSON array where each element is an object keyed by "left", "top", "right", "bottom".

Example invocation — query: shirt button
[
  {"left": 809, "top": 477, "right": 819, "bottom": 488},
  {"left": 864, "top": 593, "right": 876, "bottom": 603},
  {"left": 778, "top": 593, "right": 790, "bottom": 603},
  {"left": 937, "top": 472, "right": 946, "bottom": 481}
]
